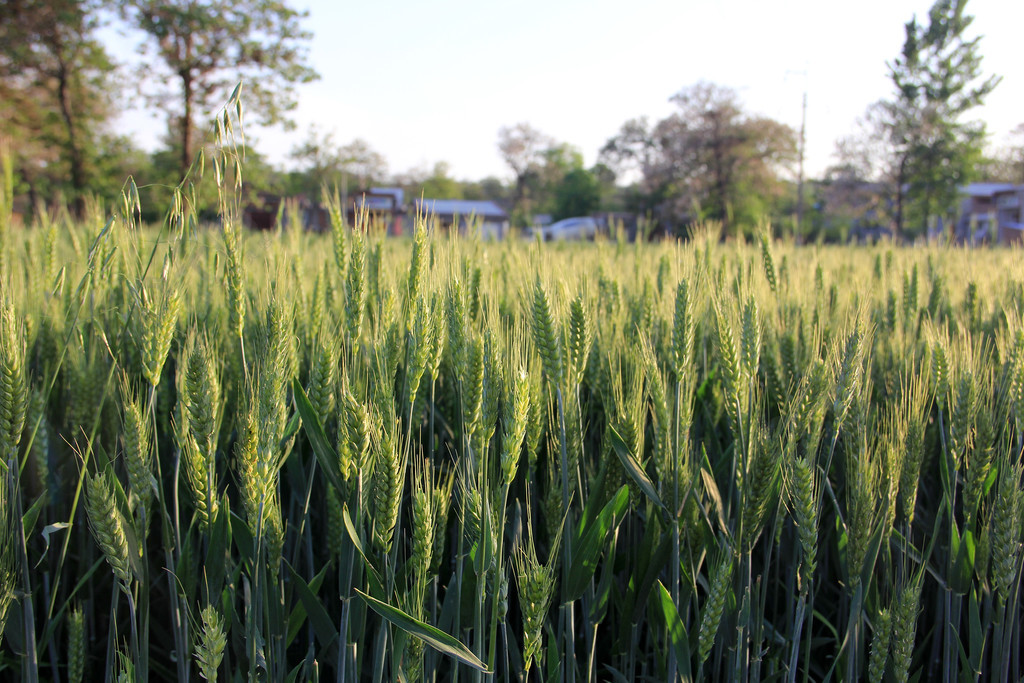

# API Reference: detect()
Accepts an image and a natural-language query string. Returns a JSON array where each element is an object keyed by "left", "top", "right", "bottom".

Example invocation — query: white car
[{"left": 532, "top": 217, "right": 599, "bottom": 241}]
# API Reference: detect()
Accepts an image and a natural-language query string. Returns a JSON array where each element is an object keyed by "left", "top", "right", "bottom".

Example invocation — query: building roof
[
  {"left": 371, "top": 187, "right": 405, "bottom": 205},
  {"left": 960, "top": 183, "right": 1020, "bottom": 198},
  {"left": 415, "top": 199, "right": 507, "bottom": 219},
  {"left": 352, "top": 193, "right": 398, "bottom": 211}
]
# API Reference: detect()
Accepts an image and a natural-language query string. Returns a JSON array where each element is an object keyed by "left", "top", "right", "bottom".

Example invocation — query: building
[
  {"left": 957, "top": 183, "right": 1024, "bottom": 245},
  {"left": 243, "top": 189, "right": 514, "bottom": 238},
  {"left": 413, "top": 199, "right": 509, "bottom": 239},
  {"left": 347, "top": 188, "right": 405, "bottom": 235}
]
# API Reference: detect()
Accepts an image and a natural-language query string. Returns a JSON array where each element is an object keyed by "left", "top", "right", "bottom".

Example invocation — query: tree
[
  {"left": 600, "top": 119, "right": 666, "bottom": 218},
  {"left": 506, "top": 141, "right": 586, "bottom": 218},
  {"left": 288, "top": 129, "right": 387, "bottom": 198},
  {"left": 823, "top": 102, "right": 903, "bottom": 240},
  {"left": 814, "top": 162, "right": 892, "bottom": 242},
  {"left": 0, "top": 0, "right": 117, "bottom": 211},
  {"left": 607, "top": 83, "right": 795, "bottom": 237},
  {"left": 553, "top": 167, "right": 601, "bottom": 220},
  {"left": 833, "top": 102, "right": 897, "bottom": 185},
  {"left": 533, "top": 143, "right": 583, "bottom": 209},
  {"left": 589, "top": 162, "right": 621, "bottom": 211},
  {"left": 418, "top": 162, "right": 463, "bottom": 200},
  {"left": 337, "top": 139, "right": 388, "bottom": 191},
  {"left": 123, "top": 0, "right": 319, "bottom": 179},
  {"left": 980, "top": 123, "right": 1024, "bottom": 184},
  {"left": 599, "top": 117, "right": 657, "bottom": 179},
  {"left": 883, "top": 0, "right": 999, "bottom": 235},
  {"left": 289, "top": 126, "right": 343, "bottom": 194},
  {"left": 497, "top": 122, "right": 551, "bottom": 222},
  {"left": 461, "top": 177, "right": 508, "bottom": 203},
  {"left": 393, "top": 161, "right": 464, "bottom": 202},
  {"left": 1007, "top": 124, "right": 1024, "bottom": 183},
  {"left": 666, "top": 83, "right": 795, "bottom": 233}
]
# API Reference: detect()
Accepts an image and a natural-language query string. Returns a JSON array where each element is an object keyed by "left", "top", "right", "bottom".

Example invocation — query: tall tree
[
  {"left": 514, "top": 142, "right": 586, "bottom": 217},
  {"left": 0, "top": 0, "right": 117, "bottom": 210},
  {"left": 600, "top": 118, "right": 667, "bottom": 218},
  {"left": 123, "top": 0, "right": 319, "bottom": 178},
  {"left": 884, "top": 0, "right": 999, "bottom": 235},
  {"left": 608, "top": 83, "right": 795, "bottom": 237},
  {"left": 825, "top": 101, "right": 904, "bottom": 238},
  {"left": 497, "top": 122, "right": 550, "bottom": 223},
  {"left": 599, "top": 117, "right": 657, "bottom": 179},
  {"left": 553, "top": 167, "right": 601, "bottom": 221}
]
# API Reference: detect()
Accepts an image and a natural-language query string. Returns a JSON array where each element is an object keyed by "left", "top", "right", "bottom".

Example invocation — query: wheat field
[{"left": 0, "top": 141, "right": 1022, "bottom": 682}]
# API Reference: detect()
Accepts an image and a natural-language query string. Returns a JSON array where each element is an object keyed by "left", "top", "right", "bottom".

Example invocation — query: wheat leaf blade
[
  {"left": 355, "top": 589, "right": 491, "bottom": 673},
  {"left": 609, "top": 426, "right": 665, "bottom": 510}
]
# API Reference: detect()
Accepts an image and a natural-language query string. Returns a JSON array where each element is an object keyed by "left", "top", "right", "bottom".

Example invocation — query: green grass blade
[
  {"left": 657, "top": 580, "right": 693, "bottom": 683},
  {"left": 342, "top": 505, "right": 384, "bottom": 597},
  {"left": 567, "top": 485, "right": 629, "bottom": 601},
  {"left": 355, "top": 589, "right": 491, "bottom": 673},
  {"left": 21, "top": 495, "right": 46, "bottom": 540},
  {"left": 292, "top": 378, "right": 345, "bottom": 495},
  {"left": 285, "top": 561, "right": 338, "bottom": 649},
  {"left": 608, "top": 425, "right": 665, "bottom": 510}
]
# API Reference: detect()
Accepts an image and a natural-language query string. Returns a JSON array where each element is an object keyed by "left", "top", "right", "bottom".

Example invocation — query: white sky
[{"left": 108, "top": 0, "right": 1024, "bottom": 183}]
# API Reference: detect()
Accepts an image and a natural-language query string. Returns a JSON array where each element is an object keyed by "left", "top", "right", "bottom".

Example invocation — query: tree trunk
[
  {"left": 922, "top": 191, "right": 934, "bottom": 241},
  {"left": 712, "top": 146, "right": 732, "bottom": 239},
  {"left": 514, "top": 173, "right": 529, "bottom": 226},
  {"left": 895, "top": 155, "right": 907, "bottom": 239},
  {"left": 180, "top": 72, "right": 194, "bottom": 180},
  {"left": 24, "top": 173, "right": 39, "bottom": 221},
  {"left": 55, "top": 49, "right": 86, "bottom": 217},
  {"left": 709, "top": 114, "right": 732, "bottom": 239}
]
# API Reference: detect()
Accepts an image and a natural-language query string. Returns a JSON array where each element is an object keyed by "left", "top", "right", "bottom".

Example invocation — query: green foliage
[
  {"left": 884, "top": 0, "right": 1000, "bottom": 234},
  {"left": 415, "top": 161, "right": 464, "bottom": 200},
  {"left": 553, "top": 167, "right": 602, "bottom": 221},
  {"left": 601, "top": 83, "right": 797, "bottom": 236},
  {"left": 498, "top": 123, "right": 604, "bottom": 224},
  {"left": 0, "top": 0, "right": 118, "bottom": 207},
  {"left": 122, "top": 0, "right": 319, "bottom": 177}
]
